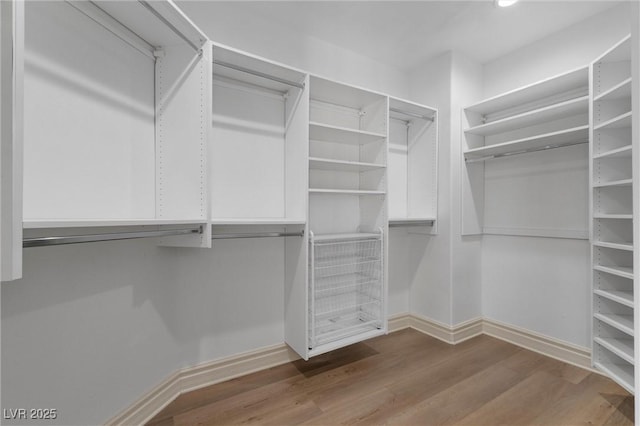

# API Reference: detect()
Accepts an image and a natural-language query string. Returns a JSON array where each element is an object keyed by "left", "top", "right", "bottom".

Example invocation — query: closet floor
[{"left": 146, "top": 329, "right": 633, "bottom": 425}]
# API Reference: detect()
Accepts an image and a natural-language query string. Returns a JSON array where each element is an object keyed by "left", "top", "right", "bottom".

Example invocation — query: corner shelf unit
[
  {"left": 462, "top": 66, "right": 590, "bottom": 238},
  {"left": 15, "top": 0, "right": 212, "bottom": 257},
  {"left": 591, "top": 34, "right": 636, "bottom": 395}
]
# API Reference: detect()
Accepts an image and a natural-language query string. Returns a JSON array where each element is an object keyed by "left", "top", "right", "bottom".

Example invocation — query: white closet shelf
[
  {"left": 594, "top": 289, "right": 634, "bottom": 308},
  {"left": 594, "top": 78, "right": 632, "bottom": 102},
  {"left": 308, "top": 157, "right": 385, "bottom": 173},
  {"left": 594, "top": 265, "right": 634, "bottom": 280},
  {"left": 210, "top": 218, "right": 306, "bottom": 225},
  {"left": 596, "top": 35, "right": 631, "bottom": 64},
  {"left": 594, "top": 111, "right": 632, "bottom": 131},
  {"left": 594, "top": 337, "right": 634, "bottom": 365},
  {"left": 594, "top": 313, "right": 634, "bottom": 336},
  {"left": 463, "top": 125, "right": 588, "bottom": 160},
  {"left": 464, "top": 67, "right": 588, "bottom": 118},
  {"left": 464, "top": 96, "right": 588, "bottom": 136},
  {"left": 593, "top": 241, "right": 634, "bottom": 251},
  {"left": 593, "top": 362, "right": 634, "bottom": 394},
  {"left": 593, "top": 179, "right": 633, "bottom": 188},
  {"left": 593, "top": 145, "right": 632, "bottom": 160},
  {"left": 312, "top": 232, "right": 381, "bottom": 242},
  {"left": 23, "top": 219, "right": 205, "bottom": 229},
  {"left": 309, "top": 122, "right": 386, "bottom": 145},
  {"left": 309, "top": 189, "right": 385, "bottom": 195},
  {"left": 88, "top": 0, "right": 208, "bottom": 52},
  {"left": 593, "top": 214, "right": 633, "bottom": 220}
]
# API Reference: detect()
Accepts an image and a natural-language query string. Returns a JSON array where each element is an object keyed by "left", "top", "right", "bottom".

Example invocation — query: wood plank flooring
[{"left": 146, "top": 329, "right": 633, "bottom": 426}]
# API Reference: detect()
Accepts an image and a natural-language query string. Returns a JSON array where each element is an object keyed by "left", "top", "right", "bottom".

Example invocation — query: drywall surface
[
  {"left": 450, "top": 53, "right": 484, "bottom": 325},
  {"left": 482, "top": 235, "right": 591, "bottom": 347},
  {"left": 177, "top": 1, "right": 409, "bottom": 100},
  {"left": 388, "top": 229, "right": 411, "bottom": 316},
  {"left": 406, "top": 52, "right": 452, "bottom": 325},
  {"left": 1, "top": 238, "right": 286, "bottom": 426},
  {"left": 479, "top": 5, "right": 629, "bottom": 347},
  {"left": 484, "top": 3, "right": 630, "bottom": 98}
]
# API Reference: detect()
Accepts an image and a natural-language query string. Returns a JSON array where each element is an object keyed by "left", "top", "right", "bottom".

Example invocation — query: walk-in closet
[{"left": 1, "top": 1, "right": 638, "bottom": 425}]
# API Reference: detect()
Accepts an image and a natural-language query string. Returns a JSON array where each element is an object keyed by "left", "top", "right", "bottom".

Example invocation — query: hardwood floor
[{"left": 146, "top": 329, "right": 633, "bottom": 426}]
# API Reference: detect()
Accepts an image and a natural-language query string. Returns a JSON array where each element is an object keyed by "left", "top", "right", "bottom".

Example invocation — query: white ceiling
[{"left": 177, "top": 0, "right": 622, "bottom": 71}]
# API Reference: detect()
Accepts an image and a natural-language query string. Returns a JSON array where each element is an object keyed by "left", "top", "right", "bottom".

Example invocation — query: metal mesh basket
[{"left": 308, "top": 233, "right": 384, "bottom": 349}]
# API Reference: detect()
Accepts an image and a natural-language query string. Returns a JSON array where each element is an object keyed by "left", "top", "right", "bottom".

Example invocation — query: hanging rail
[
  {"left": 213, "top": 60, "right": 305, "bottom": 90},
  {"left": 138, "top": 0, "right": 202, "bottom": 53},
  {"left": 389, "top": 107, "right": 434, "bottom": 122},
  {"left": 212, "top": 231, "right": 305, "bottom": 240},
  {"left": 389, "top": 220, "right": 434, "bottom": 228},
  {"left": 24, "top": 227, "right": 202, "bottom": 248},
  {"left": 464, "top": 139, "right": 588, "bottom": 164}
]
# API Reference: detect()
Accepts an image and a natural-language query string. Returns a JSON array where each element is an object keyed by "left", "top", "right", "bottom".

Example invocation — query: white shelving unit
[
  {"left": 462, "top": 66, "right": 590, "bottom": 238},
  {"left": 286, "top": 76, "right": 390, "bottom": 360},
  {"left": 388, "top": 98, "right": 438, "bottom": 231},
  {"left": 591, "top": 34, "right": 636, "bottom": 395},
  {"left": 210, "top": 43, "right": 308, "bottom": 226},
  {"left": 17, "top": 1, "right": 211, "bottom": 253}
]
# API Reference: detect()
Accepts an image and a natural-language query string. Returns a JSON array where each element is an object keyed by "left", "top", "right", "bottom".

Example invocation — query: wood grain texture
[{"left": 146, "top": 329, "right": 633, "bottom": 426}]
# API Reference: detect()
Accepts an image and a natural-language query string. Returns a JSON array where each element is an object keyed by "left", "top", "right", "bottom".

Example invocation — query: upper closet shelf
[
  {"left": 309, "top": 158, "right": 385, "bottom": 172},
  {"left": 464, "top": 125, "right": 588, "bottom": 162},
  {"left": 596, "top": 35, "right": 631, "bottom": 64},
  {"left": 212, "top": 44, "right": 306, "bottom": 92},
  {"left": 594, "top": 145, "right": 632, "bottom": 159},
  {"left": 594, "top": 78, "right": 632, "bottom": 102},
  {"left": 464, "top": 96, "right": 588, "bottom": 136},
  {"left": 464, "top": 67, "right": 588, "bottom": 120},
  {"left": 309, "top": 122, "right": 386, "bottom": 145},
  {"left": 594, "top": 111, "right": 632, "bottom": 131},
  {"left": 81, "top": 0, "right": 208, "bottom": 55}
]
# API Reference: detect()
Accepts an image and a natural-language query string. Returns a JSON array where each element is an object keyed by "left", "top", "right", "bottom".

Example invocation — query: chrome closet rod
[
  {"left": 24, "top": 227, "right": 202, "bottom": 248},
  {"left": 389, "top": 220, "right": 434, "bottom": 228},
  {"left": 213, "top": 60, "right": 305, "bottom": 90},
  {"left": 212, "top": 231, "right": 304, "bottom": 240},
  {"left": 465, "top": 139, "right": 588, "bottom": 164},
  {"left": 137, "top": 0, "right": 202, "bottom": 52},
  {"left": 390, "top": 107, "right": 434, "bottom": 122}
]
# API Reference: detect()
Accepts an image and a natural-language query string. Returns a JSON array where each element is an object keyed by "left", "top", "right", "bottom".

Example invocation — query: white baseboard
[
  {"left": 482, "top": 317, "right": 593, "bottom": 371},
  {"left": 105, "top": 344, "right": 300, "bottom": 426},
  {"left": 108, "top": 315, "right": 593, "bottom": 425},
  {"left": 410, "top": 314, "right": 484, "bottom": 344}
]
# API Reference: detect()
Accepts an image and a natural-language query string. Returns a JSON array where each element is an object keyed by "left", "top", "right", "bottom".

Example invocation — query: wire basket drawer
[{"left": 308, "top": 233, "right": 384, "bottom": 349}]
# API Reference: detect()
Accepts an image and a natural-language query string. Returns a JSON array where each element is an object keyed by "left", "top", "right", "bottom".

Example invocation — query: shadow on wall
[{"left": 2, "top": 235, "right": 288, "bottom": 425}]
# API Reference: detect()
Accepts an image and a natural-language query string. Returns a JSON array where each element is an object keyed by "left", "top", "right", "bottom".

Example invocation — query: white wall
[
  {"left": 484, "top": 3, "right": 631, "bottom": 98},
  {"left": 1, "top": 237, "right": 286, "bottom": 426},
  {"left": 405, "top": 51, "right": 484, "bottom": 327},
  {"left": 177, "top": 1, "right": 410, "bottom": 100},
  {"left": 407, "top": 52, "right": 453, "bottom": 325},
  {"left": 450, "top": 53, "right": 483, "bottom": 325},
  {"left": 480, "top": 3, "right": 631, "bottom": 347}
]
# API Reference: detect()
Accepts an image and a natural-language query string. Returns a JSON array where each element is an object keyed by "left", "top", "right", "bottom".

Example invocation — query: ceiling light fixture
[{"left": 495, "top": 0, "right": 519, "bottom": 7}]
